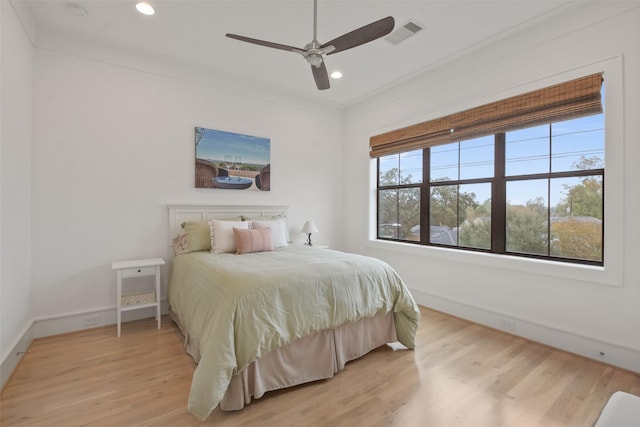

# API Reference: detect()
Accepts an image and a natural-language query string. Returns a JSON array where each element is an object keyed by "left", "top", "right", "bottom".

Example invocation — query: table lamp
[{"left": 301, "top": 220, "right": 319, "bottom": 246}]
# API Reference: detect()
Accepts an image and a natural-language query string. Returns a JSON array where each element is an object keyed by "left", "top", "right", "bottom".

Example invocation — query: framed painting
[{"left": 195, "top": 127, "right": 271, "bottom": 191}]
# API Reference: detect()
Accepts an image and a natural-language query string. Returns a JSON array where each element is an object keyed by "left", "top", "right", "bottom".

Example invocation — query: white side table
[{"left": 111, "top": 257, "right": 165, "bottom": 337}]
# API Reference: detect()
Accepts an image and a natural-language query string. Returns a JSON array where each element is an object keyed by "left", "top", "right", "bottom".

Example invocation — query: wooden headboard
[{"left": 167, "top": 205, "right": 289, "bottom": 241}]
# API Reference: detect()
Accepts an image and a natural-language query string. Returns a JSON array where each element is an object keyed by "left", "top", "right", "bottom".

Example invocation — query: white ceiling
[{"left": 15, "top": 0, "right": 577, "bottom": 106}]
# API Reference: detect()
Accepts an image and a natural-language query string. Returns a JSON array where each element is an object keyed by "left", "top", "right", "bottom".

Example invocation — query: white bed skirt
[{"left": 171, "top": 310, "right": 397, "bottom": 411}]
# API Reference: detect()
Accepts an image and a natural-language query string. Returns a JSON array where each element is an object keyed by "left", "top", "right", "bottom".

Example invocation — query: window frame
[{"left": 376, "top": 128, "right": 605, "bottom": 266}]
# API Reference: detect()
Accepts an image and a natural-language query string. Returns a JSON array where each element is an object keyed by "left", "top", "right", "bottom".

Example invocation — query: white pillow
[
  {"left": 210, "top": 220, "right": 249, "bottom": 253},
  {"left": 241, "top": 214, "right": 290, "bottom": 242},
  {"left": 251, "top": 218, "right": 289, "bottom": 248},
  {"left": 206, "top": 216, "right": 243, "bottom": 249}
]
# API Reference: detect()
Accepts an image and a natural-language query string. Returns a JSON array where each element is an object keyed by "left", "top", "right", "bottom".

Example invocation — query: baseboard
[
  {"left": 1, "top": 300, "right": 170, "bottom": 391},
  {"left": 0, "top": 324, "right": 33, "bottom": 391},
  {"left": 411, "top": 289, "right": 640, "bottom": 373},
  {"left": 31, "top": 300, "right": 170, "bottom": 339}
]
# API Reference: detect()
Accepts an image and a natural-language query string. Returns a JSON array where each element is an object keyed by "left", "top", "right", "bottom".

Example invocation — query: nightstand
[{"left": 111, "top": 257, "right": 165, "bottom": 337}]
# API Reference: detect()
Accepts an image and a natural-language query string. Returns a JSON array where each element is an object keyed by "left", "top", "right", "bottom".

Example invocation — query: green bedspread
[{"left": 168, "top": 246, "right": 420, "bottom": 420}]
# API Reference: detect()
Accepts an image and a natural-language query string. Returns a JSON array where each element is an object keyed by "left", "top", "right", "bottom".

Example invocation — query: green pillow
[{"left": 181, "top": 221, "right": 211, "bottom": 252}]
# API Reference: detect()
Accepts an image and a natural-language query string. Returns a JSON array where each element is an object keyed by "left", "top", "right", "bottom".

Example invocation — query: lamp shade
[{"left": 301, "top": 220, "right": 319, "bottom": 234}]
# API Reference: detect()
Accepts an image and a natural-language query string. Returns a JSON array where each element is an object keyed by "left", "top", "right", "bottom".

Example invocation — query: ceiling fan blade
[
  {"left": 311, "top": 62, "right": 330, "bottom": 90},
  {"left": 321, "top": 16, "right": 395, "bottom": 55},
  {"left": 226, "top": 33, "right": 305, "bottom": 55}
]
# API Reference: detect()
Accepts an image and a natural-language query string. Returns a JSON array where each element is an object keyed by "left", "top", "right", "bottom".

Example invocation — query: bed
[{"left": 167, "top": 205, "right": 420, "bottom": 421}]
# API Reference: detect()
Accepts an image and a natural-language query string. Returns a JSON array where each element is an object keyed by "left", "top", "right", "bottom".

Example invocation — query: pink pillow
[{"left": 233, "top": 227, "right": 274, "bottom": 254}]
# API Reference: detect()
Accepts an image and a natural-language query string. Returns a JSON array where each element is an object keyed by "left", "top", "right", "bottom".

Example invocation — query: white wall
[
  {"left": 0, "top": 0, "right": 34, "bottom": 382},
  {"left": 344, "top": 2, "right": 640, "bottom": 371},
  {"left": 29, "top": 33, "right": 344, "bottom": 325}
]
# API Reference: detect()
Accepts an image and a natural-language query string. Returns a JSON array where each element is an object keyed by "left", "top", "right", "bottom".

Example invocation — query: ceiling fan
[{"left": 225, "top": 0, "right": 394, "bottom": 90}]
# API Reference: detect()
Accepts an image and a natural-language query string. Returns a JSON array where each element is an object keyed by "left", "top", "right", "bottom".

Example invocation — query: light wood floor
[{"left": 1, "top": 307, "right": 639, "bottom": 426}]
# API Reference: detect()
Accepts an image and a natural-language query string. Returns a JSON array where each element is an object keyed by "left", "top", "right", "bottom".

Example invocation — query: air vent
[{"left": 384, "top": 20, "right": 423, "bottom": 45}]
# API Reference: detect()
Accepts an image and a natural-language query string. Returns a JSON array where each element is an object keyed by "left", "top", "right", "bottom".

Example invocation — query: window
[{"left": 373, "top": 74, "right": 604, "bottom": 265}]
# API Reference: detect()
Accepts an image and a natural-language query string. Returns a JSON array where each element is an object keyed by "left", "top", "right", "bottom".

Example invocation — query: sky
[{"left": 196, "top": 127, "right": 270, "bottom": 165}]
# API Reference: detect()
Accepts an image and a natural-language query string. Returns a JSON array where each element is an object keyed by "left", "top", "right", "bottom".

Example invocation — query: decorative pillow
[
  {"left": 233, "top": 227, "right": 274, "bottom": 254},
  {"left": 251, "top": 218, "right": 289, "bottom": 248},
  {"left": 241, "top": 214, "right": 290, "bottom": 242},
  {"left": 172, "top": 232, "right": 190, "bottom": 255},
  {"left": 205, "top": 216, "right": 242, "bottom": 249},
  {"left": 180, "top": 221, "right": 211, "bottom": 252},
  {"left": 210, "top": 220, "right": 249, "bottom": 253}
]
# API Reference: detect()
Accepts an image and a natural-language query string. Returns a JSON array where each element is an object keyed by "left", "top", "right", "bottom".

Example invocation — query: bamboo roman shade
[{"left": 369, "top": 73, "right": 603, "bottom": 158}]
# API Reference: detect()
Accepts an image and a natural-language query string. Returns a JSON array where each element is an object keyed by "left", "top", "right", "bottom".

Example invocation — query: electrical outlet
[
  {"left": 83, "top": 315, "right": 101, "bottom": 327},
  {"left": 499, "top": 318, "right": 516, "bottom": 332}
]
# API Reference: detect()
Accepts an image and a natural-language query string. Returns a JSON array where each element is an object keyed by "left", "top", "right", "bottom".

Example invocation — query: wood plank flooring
[{"left": 1, "top": 307, "right": 639, "bottom": 426}]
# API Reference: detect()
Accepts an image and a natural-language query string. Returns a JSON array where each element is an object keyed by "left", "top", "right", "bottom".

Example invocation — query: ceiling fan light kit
[{"left": 226, "top": 0, "right": 394, "bottom": 90}]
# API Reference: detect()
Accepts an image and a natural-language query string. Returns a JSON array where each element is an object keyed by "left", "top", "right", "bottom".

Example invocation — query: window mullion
[
  {"left": 492, "top": 133, "right": 506, "bottom": 253},
  {"left": 421, "top": 148, "right": 430, "bottom": 244},
  {"left": 546, "top": 124, "right": 551, "bottom": 257},
  {"left": 456, "top": 143, "right": 461, "bottom": 245},
  {"left": 396, "top": 156, "right": 401, "bottom": 239},
  {"left": 547, "top": 178, "right": 551, "bottom": 257}
]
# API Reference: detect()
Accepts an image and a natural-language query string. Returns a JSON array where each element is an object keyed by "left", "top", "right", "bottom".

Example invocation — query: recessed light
[
  {"left": 331, "top": 71, "right": 343, "bottom": 79},
  {"left": 136, "top": 2, "right": 155, "bottom": 15}
]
